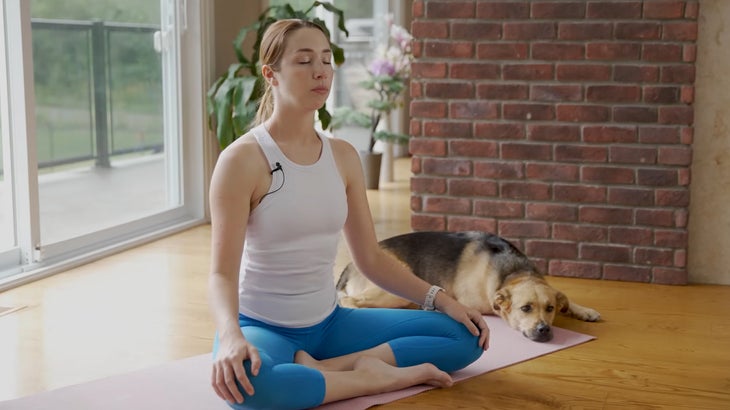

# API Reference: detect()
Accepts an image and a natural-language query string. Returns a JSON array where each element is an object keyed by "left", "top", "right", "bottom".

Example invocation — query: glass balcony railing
[{"left": 31, "top": 18, "right": 163, "bottom": 171}]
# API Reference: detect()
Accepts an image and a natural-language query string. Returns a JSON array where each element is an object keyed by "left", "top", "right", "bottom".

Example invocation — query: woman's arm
[
  {"left": 331, "top": 139, "right": 488, "bottom": 348},
  {"left": 330, "top": 139, "right": 439, "bottom": 303},
  {"left": 208, "top": 137, "right": 269, "bottom": 403}
]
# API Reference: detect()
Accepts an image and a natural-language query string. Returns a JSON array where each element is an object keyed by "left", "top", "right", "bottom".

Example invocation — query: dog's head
[{"left": 492, "top": 277, "right": 569, "bottom": 342}]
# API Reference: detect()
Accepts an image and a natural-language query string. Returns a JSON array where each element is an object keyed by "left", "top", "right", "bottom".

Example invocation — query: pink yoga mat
[{"left": 0, "top": 316, "right": 595, "bottom": 410}]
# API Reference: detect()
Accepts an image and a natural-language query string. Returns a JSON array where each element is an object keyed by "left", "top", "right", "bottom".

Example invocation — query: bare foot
[
  {"left": 295, "top": 350, "right": 328, "bottom": 370},
  {"left": 353, "top": 356, "right": 453, "bottom": 395},
  {"left": 295, "top": 350, "right": 351, "bottom": 372},
  {"left": 295, "top": 345, "right": 394, "bottom": 372}
]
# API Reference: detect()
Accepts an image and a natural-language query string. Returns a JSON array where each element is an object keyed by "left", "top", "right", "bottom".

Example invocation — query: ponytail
[{"left": 254, "top": 84, "right": 274, "bottom": 127}]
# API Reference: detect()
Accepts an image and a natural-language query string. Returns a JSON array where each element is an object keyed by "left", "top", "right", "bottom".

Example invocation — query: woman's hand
[
  {"left": 211, "top": 336, "right": 261, "bottom": 404},
  {"left": 436, "top": 294, "right": 490, "bottom": 350}
]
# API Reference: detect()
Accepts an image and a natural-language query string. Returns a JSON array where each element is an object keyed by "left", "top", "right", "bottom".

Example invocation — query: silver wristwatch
[{"left": 422, "top": 285, "right": 444, "bottom": 311}]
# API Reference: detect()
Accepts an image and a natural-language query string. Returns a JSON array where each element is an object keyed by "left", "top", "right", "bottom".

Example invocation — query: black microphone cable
[{"left": 258, "top": 162, "right": 285, "bottom": 204}]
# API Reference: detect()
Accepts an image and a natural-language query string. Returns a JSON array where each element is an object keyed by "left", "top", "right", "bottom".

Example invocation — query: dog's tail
[{"left": 336, "top": 263, "right": 354, "bottom": 292}]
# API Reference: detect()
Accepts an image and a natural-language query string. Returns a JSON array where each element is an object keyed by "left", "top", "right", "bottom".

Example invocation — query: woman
[{"left": 208, "top": 19, "right": 489, "bottom": 410}]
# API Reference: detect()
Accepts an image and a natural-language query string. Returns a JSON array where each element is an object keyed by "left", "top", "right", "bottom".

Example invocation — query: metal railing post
[{"left": 91, "top": 20, "right": 110, "bottom": 168}]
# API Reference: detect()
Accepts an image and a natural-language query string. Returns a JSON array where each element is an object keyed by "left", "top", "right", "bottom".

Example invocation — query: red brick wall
[{"left": 408, "top": 0, "right": 698, "bottom": 284}]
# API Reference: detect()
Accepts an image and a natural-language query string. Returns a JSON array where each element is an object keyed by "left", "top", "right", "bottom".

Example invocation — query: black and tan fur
[{"left": 337, "top": 231, "right": 600, "bottom": 342}]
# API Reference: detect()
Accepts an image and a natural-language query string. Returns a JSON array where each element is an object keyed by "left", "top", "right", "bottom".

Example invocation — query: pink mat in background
[{"left": 0, "top": 316, "right": 595, "bottom": 410}]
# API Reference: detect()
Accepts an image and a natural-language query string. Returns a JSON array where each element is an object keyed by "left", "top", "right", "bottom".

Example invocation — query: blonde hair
[{"left": 253, "top": 19, "right": 329, "bottom": 127}]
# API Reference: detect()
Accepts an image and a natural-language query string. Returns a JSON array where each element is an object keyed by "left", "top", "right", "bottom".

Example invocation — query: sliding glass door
[{"left": 0, "top": 0, "right": 207, "bottom": 285}]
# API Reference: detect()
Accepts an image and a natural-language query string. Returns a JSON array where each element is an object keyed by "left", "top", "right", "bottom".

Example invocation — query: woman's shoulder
[
  {"left": 219, "top": 132, "right": 260, "bottom": 159},
  {"left": 328, "top": 136, "right": 359, "bottom": 160},
  {"left": 327, "top": 136, "right": 364, "bottom": 188},
  {"left": 216, "top": 132, "right": 267, "bottom": 174}
]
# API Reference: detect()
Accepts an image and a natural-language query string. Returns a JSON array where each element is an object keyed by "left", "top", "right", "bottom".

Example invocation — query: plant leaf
[
  {"left": 374, "top": 130, "right": 410, "bottom": 144},
  {"left": 206, "top": 75, "right": 226, "bottom": 120},
  {"left": 331, "top": 43, "right": 345, "bottom": 67},
  {"left": 313, "top": 1, "right": 349, "bottom": 37},
  {"left": 206, "top": 62, "right": 246, "bottom": 134},
  {"left": 233, "top": 22, "right": 258, "bottom": 65},
  {"left": 230, "top": 77, "right": 258, "bottom": 137},
  {"left": 367, "top": 100, "right": 396, "bottom": 112},
  {"left": 213, "top": 81, "right": 235, "bottom": 149},
  {"left": 318, "top": 105, "right": 332, "bottom": 131},
  {"left": 330, "top": 106, "right": 372, "bottom": 130}
]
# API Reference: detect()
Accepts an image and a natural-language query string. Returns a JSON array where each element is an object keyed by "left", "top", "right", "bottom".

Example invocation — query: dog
[{"left": 337, "top": 231, "right": 601, "bottom": 342}]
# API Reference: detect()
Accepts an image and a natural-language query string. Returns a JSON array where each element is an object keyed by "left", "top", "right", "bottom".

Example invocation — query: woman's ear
[{"left": 262, "top": 65, "right": 277, "bottom": 86}]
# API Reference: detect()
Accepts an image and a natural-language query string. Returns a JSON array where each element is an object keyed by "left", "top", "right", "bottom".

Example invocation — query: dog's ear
[
  {"left": 493, "top": 289, "right": 511, "bottom": 312},
  {"left": 556, "top": 291, "right": 569, "bottom": 313}
]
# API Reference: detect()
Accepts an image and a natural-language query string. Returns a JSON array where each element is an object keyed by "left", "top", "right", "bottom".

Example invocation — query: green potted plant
[
  {"left": 206, "top": 1, "right": 348, "bottom": 150},
  {"left": 331, "top": 17, "right": 413, "bottom": 189}
]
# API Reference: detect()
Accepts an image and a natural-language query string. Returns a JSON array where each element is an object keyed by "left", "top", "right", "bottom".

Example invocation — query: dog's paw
[
  {"left": 577, "top": 307, "right": 601, "bottom": 322},
  {"left": 565, "top": 301, "right": 601, "bottom": 322},
  {"left": 563, "top": 302, "right": 601, "bottom": 322}
]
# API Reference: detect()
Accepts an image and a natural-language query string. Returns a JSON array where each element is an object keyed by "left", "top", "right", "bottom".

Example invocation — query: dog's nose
[{"left": 529, "top": 323, "right": 554, "bottom": 342}]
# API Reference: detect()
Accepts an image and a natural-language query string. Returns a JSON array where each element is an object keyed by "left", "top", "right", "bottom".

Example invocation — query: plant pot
[{"left": 358, "top": 151, "right": 382, "bottom": 190}]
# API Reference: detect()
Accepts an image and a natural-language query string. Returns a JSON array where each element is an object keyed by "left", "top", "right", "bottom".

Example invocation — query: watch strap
[{"left": 422, "top": 285, "right": 444, "bottom": 311}]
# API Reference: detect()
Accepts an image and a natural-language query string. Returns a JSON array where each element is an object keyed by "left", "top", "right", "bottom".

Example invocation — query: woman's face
[{"left": 268, "top": 27, "right": 333, "bottom": 113}]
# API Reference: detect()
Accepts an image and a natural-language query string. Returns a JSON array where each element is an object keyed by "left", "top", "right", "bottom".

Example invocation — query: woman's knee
[
  {"left": 441, "top": 328, "right": 483, "bottom": 372},
  {"left": 459, "top": 331, "right": 484, "bottom": 369},
  {"left": 388, "top": 315, "right": 483, "bottom": 372},
  {"left": 228, "top": 360, "right": 325, "bottom": 410},
  {"left": 429, "top": 315, "right": 484, "bottom": 372}
]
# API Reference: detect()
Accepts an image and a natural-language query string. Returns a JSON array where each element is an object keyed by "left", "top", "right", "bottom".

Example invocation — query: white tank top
[{"left": 238, "top": 124, "right": 348, "bottom": 327}]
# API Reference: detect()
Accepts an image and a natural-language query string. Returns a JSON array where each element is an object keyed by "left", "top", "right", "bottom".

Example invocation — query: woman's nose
[{"left": 313, "top": 62, "right": 328, "bottom": 79}]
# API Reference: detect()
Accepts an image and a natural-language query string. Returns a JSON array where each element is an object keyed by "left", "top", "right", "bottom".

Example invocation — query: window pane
[
  {"left": 333, "top": 0, "right": 376, "bottom": 109},
  {"left": 108, "top": 29, "right": 163, "bottom": 154},
  {"left": 30, "top": 1, "right": 172, "bottom": 245},
  {"left": 330, "top": 0, "right": 378, "bottom": 151},
  {"left": 32, "top": 27, "right": 93, "bottom": 165}
]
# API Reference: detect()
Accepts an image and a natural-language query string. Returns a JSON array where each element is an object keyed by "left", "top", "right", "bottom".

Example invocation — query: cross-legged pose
[{"left": 208, "top": 19, "right": 490, "bottom": 410}]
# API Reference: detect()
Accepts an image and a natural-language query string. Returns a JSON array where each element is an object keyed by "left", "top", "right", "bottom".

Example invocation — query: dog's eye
[
  {"left": 520, "top": 305, "right": 532, "bottom": 313},
  {"left": 546, "top": 305, "right": 554, "bottom": 313}
]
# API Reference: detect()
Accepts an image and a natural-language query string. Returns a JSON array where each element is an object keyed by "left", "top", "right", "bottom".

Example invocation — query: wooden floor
[{"left": 0, "top": 158, "right": 729, "bottom": 409}]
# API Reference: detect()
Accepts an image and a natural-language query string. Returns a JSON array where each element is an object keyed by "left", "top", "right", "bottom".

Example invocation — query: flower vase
[{"left": 359, "top": 150, "right": 382, "bottom": 190}]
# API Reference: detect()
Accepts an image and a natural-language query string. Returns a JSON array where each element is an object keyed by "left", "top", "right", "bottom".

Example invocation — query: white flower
[
  {"left": 368, "top": 23, "right": 413, "bottom": 79},
  {"left": 390, "top": 24, "right": 412, "bottom": 51}
]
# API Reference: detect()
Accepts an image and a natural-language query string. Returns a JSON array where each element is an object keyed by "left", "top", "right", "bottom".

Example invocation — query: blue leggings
[{"left": 212, "top": 306, "right": 483, "bottom": 410}]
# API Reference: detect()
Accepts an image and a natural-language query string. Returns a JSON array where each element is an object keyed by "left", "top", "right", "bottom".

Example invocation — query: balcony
[{"left": 1, "top": 18, "right": 166, "bottom": 249}]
